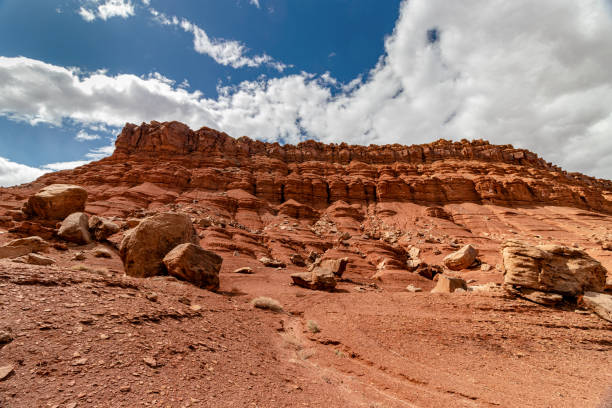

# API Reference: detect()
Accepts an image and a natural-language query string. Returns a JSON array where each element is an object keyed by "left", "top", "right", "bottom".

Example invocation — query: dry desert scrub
[{"left": 251, "top": 296, "right": 284, "bottom": 313}]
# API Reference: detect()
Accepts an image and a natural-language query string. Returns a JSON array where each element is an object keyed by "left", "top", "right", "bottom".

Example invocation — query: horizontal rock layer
[{"left": 15, "top": 121, "right": 612, "bottom": 213}]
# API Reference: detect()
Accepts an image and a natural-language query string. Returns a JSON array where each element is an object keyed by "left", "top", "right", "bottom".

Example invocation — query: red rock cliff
[{"left": 31, "top": 121, "right": 612, "bottom": 213}]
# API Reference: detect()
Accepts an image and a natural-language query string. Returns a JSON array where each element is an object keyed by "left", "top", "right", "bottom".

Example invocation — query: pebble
[{"left": 0, "top": 365, "right": 14, "bottom": 381}]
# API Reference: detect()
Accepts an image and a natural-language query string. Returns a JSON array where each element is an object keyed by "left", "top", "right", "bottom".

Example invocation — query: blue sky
[{"left": 1, "top": 0, "right": 612, "bottom": 186}]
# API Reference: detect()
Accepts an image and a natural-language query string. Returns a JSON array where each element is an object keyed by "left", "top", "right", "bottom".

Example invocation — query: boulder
[
  {"left": 259, "top": 257, "right": 286, "bottom": 268},
  {"left": 23, "top": 184, "right": 87, "bottom": 220},
  {"left": 443, "top": 245, "right": 478, "bottom": 270},
  {"left": 88, "top": 216, "right": 120, "bottom": 241},
  {"left": 406, "top": 258, "right": 423, "bottom": 272},
  {"left": 119, "top": 212, "right": 199, "bottom": 278},
  {"left": 291, "top": 269, "right": 337, "bottom": 291},
  {"left": 58, "top": 213, "right": 92, "bottom": 245},
  {"left": 290, "top": 253, "right": 306, "bottom": 267},
  {"left": 4, "top": 236, "right": 48, "bottom": 253},
  {"left": 602, "top": 242, "right": 612, "bottom": 251},
  {"left": 318, "top": 257, "right": 349, "bottom": 278},
  {"left": 502, "top": 240, "right": 606, "bottom": 296},
  {"left": 414, "top": 263, "right": 443, "bottom": 280},
  {"left": 582, "top": 292, "right": 612, "bottom": 323},
  {"left": 431, "top": 275, "right": 467, "bottom": 293},
  {"left": 22, "top": 253, "right": 55, "bottom": 266},
  {"left": 162, "top": 243, "right": 222, "bottom": 290},
  {"left": 0, "top": 365, "right": 14, "bottom": 381}
]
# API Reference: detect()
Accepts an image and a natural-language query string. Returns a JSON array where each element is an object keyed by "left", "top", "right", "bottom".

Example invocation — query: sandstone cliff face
[{"left": 32, "top": 121, "right": 612, "bottom": 213}]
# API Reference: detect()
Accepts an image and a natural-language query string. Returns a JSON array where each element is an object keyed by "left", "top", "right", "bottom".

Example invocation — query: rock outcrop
[
  {"left": 27, "top": 121, "right": 612, "bottom": 214},
  {"left": 502, "top": 240, "right": 607, "bottom": 298},
  {"left": 23, "top": 184, "right": 87, "bottom": 220},
  {"left": 119, "top": 212, "right": 199, "bottom": 278},
  {"left": 162, "top": 243, "right": 222, "bottom": 290}
]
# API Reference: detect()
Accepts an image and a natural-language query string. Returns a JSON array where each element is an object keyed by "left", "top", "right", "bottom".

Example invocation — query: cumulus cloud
[
  {"left": 79, "top": 0, "right": 134, "bottom": 22},
  {"left": 151, "top": 9, "right": 288, "bottom": 72},
  {"left": 0, "top": 157, "right": 47, "bottom": 187},
  {"left": 75, "top": 130, "right": 101, "bottom": 141},
  {"left": 4, "top": 0, "right": 612, "bottom": 179},
  {"left": 249, "top": 0, "right": 260, "bottom": 8}
]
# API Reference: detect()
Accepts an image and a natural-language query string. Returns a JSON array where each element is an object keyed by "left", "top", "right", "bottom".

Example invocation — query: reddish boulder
[
  {"left": 58, "top": 213, "right": 92, "bottom": 245},
  {"left": 119, "top": 212, "right": 199, "bottom": 278},
  {"left": 23, "top": 184, "right": 87, "bottom": 220},
  {"left": 163, "top": 243, "right": 222, "bottom": 290}
]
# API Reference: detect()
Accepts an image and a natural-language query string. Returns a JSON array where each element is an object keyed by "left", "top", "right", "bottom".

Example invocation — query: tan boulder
[
  {"left": 582, "top": 292, "right": 612, "bottom": 323},
  {"left": 58, "top": 213, "right": 92, "bottom": 245},
  {"left": 502, "top": 240, "right": 606, "bottom": 296},
  {"left": 162, "top": 243, "right": 222, "bottom": 290},
  {"left": 443, "top": 245, "right": 478, "bottom": 270},
  {"left": 22, "top": 253, "right": 55, "bottom": 266},
  {"left": 5, "top": 236, "right": 48, "bottom": 253},
  {"left": 259, "top": 257, "right": 286, "bottom": 268},
  {"left": 291, "top": 269, "right": 337, "bottom": 291},
  {"left": 23, "top": 184, "right": 87, "bottom": 220},
  {"left": 431, "top": 275, "right": 467, "bottom": 293},
  {"left": 88, "top": 216, "right": 120, "bottom": 241},
  {"left": 119, "top": 212, "right": 199, "bottom": 278}
]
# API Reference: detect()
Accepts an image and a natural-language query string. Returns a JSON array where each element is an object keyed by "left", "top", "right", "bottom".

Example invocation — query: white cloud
[
  {"left": 75, "top": 130, "right": 101, "bottom": 141},
  {"left": 4, "top": 0, "right": 612, "bottom": 179},
  {"left": 42, "top": 160, "right": 91, "bottom": 171},
  {"left": 249, "top": 0, "right": 260, "bottom": 8},
  {"left": 98, "top": 0, "right": 134, "bottom": 20},
  {"left": 78, "top": 7, "right": 96, "bottom": 22},
  {"left": 78, "top": 0, "right": 134, "bottom": 22},
  {"left": 151, "top": 9, "right": 288, "bottom": 72},
  {"left": 0, "top": 157, "right": 47, "bottom": 187}
]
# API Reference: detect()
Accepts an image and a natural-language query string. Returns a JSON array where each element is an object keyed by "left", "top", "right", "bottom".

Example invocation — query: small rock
[
  {"left": 93, "top": 248, "right": 112, "bottom": 258},
  {"left": 0, "top": 330, "right": 13, "bottom": 345},
  {"left": 259, "top": 257, "right": 286, "bottom": 268},
  {"left": 145, "top": 292, "right": 158, "bottom": 302},
  {"left": 143, "top": 357, "right": 158, "bottom": 368},
  {"left": 24, "top": 253, "right": 55, "bottom": 266},
  {"left": 0, "top": 365, "right": 14, "bottom": 381},
  {"left": 71, "top": 251, "right": 86, "bottom": 261},
  {"left": 480, "top": 263, "right": 492, "bottom": 271},
  {"left": 72, "top": 358, "right": 88, "bottom": 366},
  {"left": 290, "top": 254, "right": 306, "bottom": 267},
  {"left": 405, "top": 285, "right": 422, "bottom": 293},
  {"left": 120, "top": 385, "right": 131, "bottom": 393},
  {"left": 234, "top": 267, "right": 253, "bottom": 274}
]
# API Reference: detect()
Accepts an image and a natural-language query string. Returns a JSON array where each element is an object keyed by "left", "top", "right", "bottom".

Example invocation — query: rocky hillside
[
  {"left": 29, "top": 121, "right": 612, "bottom": 214},
  {"left": 1, "top": 121, "right": 611, "bottom": 407}
]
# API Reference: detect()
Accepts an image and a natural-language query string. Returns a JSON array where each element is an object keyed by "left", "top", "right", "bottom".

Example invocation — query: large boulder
[
  {"left": 162, "top": 243, "right": 222, "bottom": 290},
  {"left": 502, "top": 240, "right": 606, "bottom": 296},
  {"left": 431, "top": 275, "right": 468, "bottom": 293},
  {"left": 88, "top": 216, "right": 120, "bottom": 241},
  {"left": 58, "top": 213, "right": 92, "bottom": 245},
  {"left": 119, "top": 212, "right": 199, "bottom": 278},
  {"left": 23, "top": 184, "right": 87, "bottom": 220},
  {"left": 443, "top": 245, "right": 478, "bottom": 270}
]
